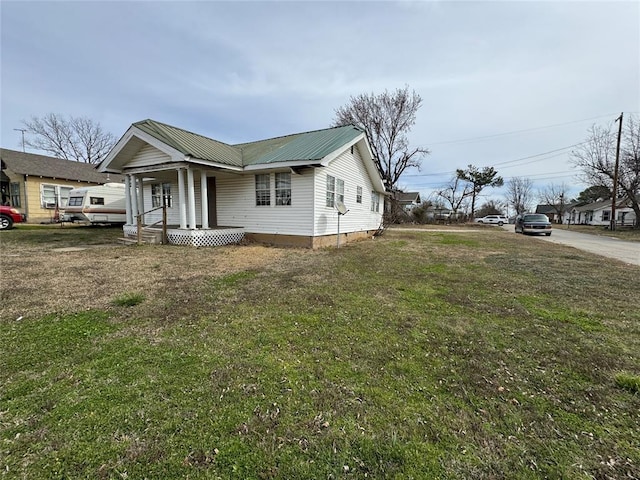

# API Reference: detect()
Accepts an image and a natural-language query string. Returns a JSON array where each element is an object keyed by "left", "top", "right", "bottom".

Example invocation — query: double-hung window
[
  {"left": 10, "top": 183, "right": 20, "bottom": 207},
  {"left": 152, "top": 183, "right": 172, "bottom": 208},
  {"left": 326, "top": 175, "right": 335, "bottom": 207},
  {"left": 41, "top": 184, "right": 73, "bottom": 208},
  {"left": 371, "top": 191, "right": 380, "bottom": 212},
  {"left": 356, "top": 186, "right": 362, "bottom": 204},
  {"left": 336, "top": 179, "right": 344, "bottom": 204},
  {"left": 326, "top": 175, "right": 344, "bottom": 207},
  {"left": 275, "top": 172, "right": 291, "bottom": 206},
  {"left": 255, "top": 174, "right": 271, "bottom": 206}
]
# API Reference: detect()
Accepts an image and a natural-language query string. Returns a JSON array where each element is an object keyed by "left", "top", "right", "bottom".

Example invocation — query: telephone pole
[
  {"left": 610, "top": 112, "right": 623, "bottom": 231},
  {"left": 13, "top": 128, "right": 27, "bottom": 152}
]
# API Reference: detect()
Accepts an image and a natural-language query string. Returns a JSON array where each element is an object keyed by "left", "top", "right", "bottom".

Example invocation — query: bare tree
[
  {"left": 437, "top": 176, "right": 473, "bottom": 218},
  {"left": 504, "top": 177, "right": 534, "bottom": 215},
  {"left": 571, "top": 115, "right": 640, "bottom": 228},
  {"left": 332, "top": 86, "right": 429, "bottom": 191},
  {"left": 22, "top": 113, "right": 116, "bottom": 164},
  {"left": 538, "top": 183, "right": 570, "bottom": 223},
  {"left": 456, "top": 165, "right": 503, "bottom": 218}
]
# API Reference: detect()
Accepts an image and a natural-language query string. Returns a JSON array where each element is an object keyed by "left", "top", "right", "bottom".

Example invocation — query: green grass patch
[
  {"left": 111, "top": 292, "right": 145, "bottom": 307},
  {"left": 1, "top": 228, "right": 639, "bottom": 479},
  {"left": 615, "top": 373, "right": 640, "bottom": 393}
]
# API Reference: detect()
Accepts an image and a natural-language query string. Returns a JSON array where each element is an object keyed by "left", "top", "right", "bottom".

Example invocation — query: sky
[{"left": 2, "top": 0, "right": 639, "bottom": 211}]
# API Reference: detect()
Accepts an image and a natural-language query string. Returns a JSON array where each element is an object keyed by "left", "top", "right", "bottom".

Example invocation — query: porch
[{"left": 122, "top": 224, "right": 245, "bottom": 247}]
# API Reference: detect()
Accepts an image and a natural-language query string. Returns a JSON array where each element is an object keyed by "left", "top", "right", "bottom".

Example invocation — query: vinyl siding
[
  {"left": 313, "top": 145, "right": 383, "bottom": 236},
  {"left": 127, "top": 144, "right": 173, "bottom": 169},
  {"left": 141, "top": 174, "right": 204, "bottom": 226},
  {"left": 216, "top": 170, "right": 315, "bottom": 235}
]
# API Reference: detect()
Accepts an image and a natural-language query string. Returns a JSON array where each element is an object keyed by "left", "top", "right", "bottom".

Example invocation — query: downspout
[{"left": 23, "top": 174, "right": 30, "bottom": 221}]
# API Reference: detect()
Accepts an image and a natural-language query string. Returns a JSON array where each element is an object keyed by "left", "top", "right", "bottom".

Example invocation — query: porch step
[{"left": 118, "top": 237, "right": 141, "bottom": 245}]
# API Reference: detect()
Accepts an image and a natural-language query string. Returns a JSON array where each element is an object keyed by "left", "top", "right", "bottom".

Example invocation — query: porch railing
[{"left": 135, "top": 205, "right": 167, "bottom": 245}]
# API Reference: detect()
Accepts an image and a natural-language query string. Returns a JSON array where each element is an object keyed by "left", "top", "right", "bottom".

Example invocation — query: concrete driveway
[{"left": 502, "top": 225, "right": 640, "bottom": 266}]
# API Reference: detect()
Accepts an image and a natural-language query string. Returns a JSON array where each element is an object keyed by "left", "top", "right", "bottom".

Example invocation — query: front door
[{"left": 207, "top": 177, "right": 217, "bottom": 227}]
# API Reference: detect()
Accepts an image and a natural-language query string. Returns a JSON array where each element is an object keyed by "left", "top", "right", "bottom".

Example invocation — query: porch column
[
  {"left": 187, "top": 168, "right": 197, "bottom": 229},
  {"left": 124, "top": 175, "right": 133, "bottom": 225},
  {"left": 200, "top": 171, "right": 209, "bottom": 229},
  {"left": 130, "top": 175, "right": 139, "bottom": 221},
  {"left": 137, "top": 176, "right": 144, "bottom": 224},
  {"left": 177, "top": 168, "right": 187, "bottom": 229}
]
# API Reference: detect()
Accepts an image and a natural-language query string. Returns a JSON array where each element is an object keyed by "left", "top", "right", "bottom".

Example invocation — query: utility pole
[
  {"left": 13, "top": 128, "right": 27, "bottom": 152},
  {"left": 610, "top": 112, "right": 623, "bottom": 231}
]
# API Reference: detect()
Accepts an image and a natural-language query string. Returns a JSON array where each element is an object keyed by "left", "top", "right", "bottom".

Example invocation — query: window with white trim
[
  {"left": 326, "top": 175, "right": 335, "bottom": 207},
  {"left": 10, "top": 183, "right": 20, "bottom": 207},
  {"left": 336, "top": 178, "right": 344, "bottom": 204},
  {"left": 275, "top": 172, "right": 291, "bottom": 206},
  {"left": 326, "top": 174, "right": 345, "bottom": 207},
  {"left": 356, "top": 186, "right": 362, "bottom": 204},
  {"left": 41, "top": 184, "right": 73, "bottom": 208},
  {"left": 601, "top": 210, "right": 611, "bottom": 222},
  {"left": 371, "top": 191, "right": 380, "bottom": 212},
  {"left": 152, "top": 183, "right": 172, "bottom": 208},
  {"left": 255, "top": 174, "right": 271, "bottom": 206}
]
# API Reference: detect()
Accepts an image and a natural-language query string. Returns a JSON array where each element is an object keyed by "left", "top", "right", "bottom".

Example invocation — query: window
[
  {"left": 90, "top": 197, "right": 105, "bottom": 205},
  {"left": 336, "top": 179, "right": 344, "bottom": 204},
  {"left": 326, "top": 174, "right": 344, "bottom": 207},
  {"left": 602, "top": 210, "right": 611, "bottom": 222},
  {"left": 10, "top": 183, "right": 20, "bottom": 207},
  {"left": 152, "top": 183, "right": 172, "bottom": 208},
  {"left": 356, "top": 186, "right": 362, "bottom": 204},
  {"left": 68, "top": 197, "right": 83, "bottom": 206},
  {"left": 326, "top": 175, "right": 335, "bottom": 207},
  {"left": 41, "top": 184, "right": 72, "bottom": 208},
  {"left": 371, "top": 191, "right": 380, "bottom": 212},
  {"left": 255, "top": 174, "right": 271, "bottom": 206},
  {"left": 42, "top": 185, "right": 57, "bottom": 208},
  {"left": 275, "top": 172, "right": 291, "bottom": 206}
]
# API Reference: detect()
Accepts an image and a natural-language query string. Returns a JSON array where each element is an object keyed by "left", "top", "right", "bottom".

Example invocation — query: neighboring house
[
  {"left": 0, "top": 148, "right": 123, "bottom": 224},
  {"left": 395, "top": 191, "right": 421, "bottom": 211},
  {"left": 535, "top": 204, "right": 560, "bottom": 223},
  {"left": 98, "top": 120, "right": 386, "bottom": 248},
  {"left": 572, "top": 198, "right": 637, "bottom": 227},
  {"left": 535, "top": 203, "right": 578, "bottom": 224}
]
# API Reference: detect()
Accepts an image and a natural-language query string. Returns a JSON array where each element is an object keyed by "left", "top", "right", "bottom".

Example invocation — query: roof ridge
[
  {"left": 134, "top": 119, "right": 234, "bottom": 147},
  {"left": 233, "top": 124, "right": 362, "bottom": 148}
]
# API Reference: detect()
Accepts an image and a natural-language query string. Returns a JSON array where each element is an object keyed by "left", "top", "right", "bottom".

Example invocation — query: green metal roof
[
  {"left": 133, "top": 120, "right": 363, "bottom": 167},
  {"left": 235, "top": 125, "right": 364, "bottom": 166},
  {"left": 133, "top": 119, "right": 242, "bottom": 167}
]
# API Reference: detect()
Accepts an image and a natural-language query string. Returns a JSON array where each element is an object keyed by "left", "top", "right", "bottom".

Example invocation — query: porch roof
[{"left": 134, "top": 120, "right": 243, "bottom": 167}]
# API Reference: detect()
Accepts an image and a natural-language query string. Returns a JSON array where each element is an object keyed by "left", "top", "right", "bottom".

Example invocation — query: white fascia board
[
  {"left": 319, "top": 133, "right": 386, "bottom": 193},
  {"left": 186, "top": 156, "right": 243, "bottom": 172},
  {"left": 319, "top": 133, "right": 365, "bottom": 167},
  {"left": 98, "top": 126, "right": 185, "bottom": 172},
  {"left": 243, "top": 159, "right": 323, "bottom": 172},
  {"left": 129, "top": 127, "right": 185, "bottom": 160},
  {"left": 123, "top": 162, "right": 191, "bottom": 176}
]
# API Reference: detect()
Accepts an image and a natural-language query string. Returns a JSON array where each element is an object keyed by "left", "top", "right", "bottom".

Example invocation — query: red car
[{"left": 0, "top": 205, "right": 26, "bottom": 230}]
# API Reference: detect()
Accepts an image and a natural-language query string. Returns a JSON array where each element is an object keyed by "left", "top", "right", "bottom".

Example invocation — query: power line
[{"left": 424, "top": 113, "right": 619, "bottom": 146}]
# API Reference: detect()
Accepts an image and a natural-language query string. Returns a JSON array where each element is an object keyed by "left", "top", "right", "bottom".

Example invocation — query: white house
[
  {"left": 98, "top": 120, "right": 386, "bottom": 247},
  {"left": 572, "top": 198, "right": 637, "bottom": 227}
]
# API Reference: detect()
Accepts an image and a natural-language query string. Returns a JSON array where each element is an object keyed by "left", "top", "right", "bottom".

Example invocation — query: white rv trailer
[{"left": 63, "top": 183, "right": 126, "bottom": 224}]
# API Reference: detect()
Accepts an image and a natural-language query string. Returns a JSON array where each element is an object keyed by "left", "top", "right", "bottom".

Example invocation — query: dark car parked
[
  {"left": 515, "top": 213, "right": 552, "bottom": 236},
  {"left": 0, "top": 205, "right": 26, "bottom": 230}
]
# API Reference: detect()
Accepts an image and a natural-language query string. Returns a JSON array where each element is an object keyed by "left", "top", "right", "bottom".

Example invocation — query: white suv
[{"left": 475, "top": 215, "right": 508, "bottom": 225}]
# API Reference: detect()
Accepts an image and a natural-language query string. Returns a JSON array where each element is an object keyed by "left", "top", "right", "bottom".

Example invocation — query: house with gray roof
[
  {"left": 1, "top": 148, "right": 123, "bottom": 223},
  {"left": 99, "top": 120, "right": 386, "bottom": 247},
  {"left": 572, "top": 197, "right": 636, "bottom": 227}
]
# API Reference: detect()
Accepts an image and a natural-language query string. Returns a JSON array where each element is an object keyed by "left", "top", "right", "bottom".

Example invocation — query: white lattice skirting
[{"left": 123, "top": 225, "right": 245, "bottom": 247}]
